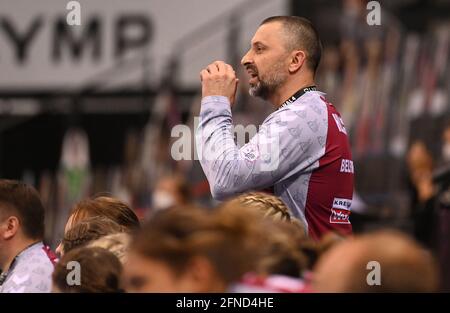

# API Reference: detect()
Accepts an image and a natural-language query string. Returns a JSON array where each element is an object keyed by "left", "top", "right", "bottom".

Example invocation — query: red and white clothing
[
  {"left": 229, "top": 273, "right": 310, "bottom": 293},
  {"left": 196, "top": 90, "right": 354, "bottom": 240}
]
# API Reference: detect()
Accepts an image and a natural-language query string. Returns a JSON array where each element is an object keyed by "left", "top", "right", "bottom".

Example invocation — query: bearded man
[{"left": 196, "top": 16, "right": 354, "bottom": 240}]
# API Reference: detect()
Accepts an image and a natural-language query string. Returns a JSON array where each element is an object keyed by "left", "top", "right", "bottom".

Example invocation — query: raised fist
[{"left": 200, "top": 61, "right": 239, "bottom": 106}]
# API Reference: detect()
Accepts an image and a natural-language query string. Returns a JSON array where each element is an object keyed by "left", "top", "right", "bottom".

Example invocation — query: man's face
[{"left": 241, "top": 22, "right": 290, "bottom": 100}]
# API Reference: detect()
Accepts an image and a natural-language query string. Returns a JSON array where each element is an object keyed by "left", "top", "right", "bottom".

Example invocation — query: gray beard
[
  {"left": 249, "top": 81, "right": 269, "bottom": 99},
  {"left": 248, "top": 71, "right": 287, "bottom": 100}
]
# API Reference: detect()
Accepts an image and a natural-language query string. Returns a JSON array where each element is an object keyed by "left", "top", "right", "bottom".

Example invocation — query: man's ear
[
  {"left": 2, "top": 216, "right": 20, "bottom": 240},
  {"left": 288, "top": 50, "right": 307, "bottom": 73}
]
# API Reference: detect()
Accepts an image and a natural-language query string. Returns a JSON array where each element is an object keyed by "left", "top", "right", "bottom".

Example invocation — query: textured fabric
[
  {"left": 196, "top": 91, "right": 354, "bottom": 240},
  {"left": 0, "top": 242, "right": 54, "bottom": 293}
]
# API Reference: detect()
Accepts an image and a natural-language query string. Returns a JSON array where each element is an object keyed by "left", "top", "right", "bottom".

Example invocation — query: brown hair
[
  {"left": 298, "top": 232, "right": 347, "bottom": 270},
  {"left": 130, "top": 206, "right": 266, "bottom": 285},
  {"left": 62, "top": 216, "right": 125, "bottom": 254},
  {"left": 256, "top": 220, "right": 309, "bottom": 278},
  {"left": 52, "top": 247, "right": 123, "bottom": 293},
  {"left": 261, "top": 16, "right": 322, "bottom": 74},
  {"left": 69, "top": 196, "right": 139, "bottom": 232},
  {"left": 0, "top": 179, "right": 45, "bottom": 239}
]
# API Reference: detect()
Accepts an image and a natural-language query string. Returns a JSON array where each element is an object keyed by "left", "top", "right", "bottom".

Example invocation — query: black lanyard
[{"left": 278, "top": 85, "right": 317, "bottom": 110}]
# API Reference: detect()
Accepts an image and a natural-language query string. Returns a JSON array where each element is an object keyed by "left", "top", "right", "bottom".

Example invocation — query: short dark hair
[
  {"left": 52, "top": 247, "right": 123, "bottom": 293},
  {"left": 261, "top": 16, "right": 323, "bottom": 74},
  {"left": 0, "top": 180, "right": 45, "bottom": 239}
]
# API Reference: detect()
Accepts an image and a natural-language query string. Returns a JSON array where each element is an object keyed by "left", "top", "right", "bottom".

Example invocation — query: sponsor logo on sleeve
[{"left": 330, "top": 197, "right": 352, "bottom": 224}]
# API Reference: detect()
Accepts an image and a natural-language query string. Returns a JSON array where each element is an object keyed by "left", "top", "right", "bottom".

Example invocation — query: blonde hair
[
  {"left": 222, "top": 192, "right": 292, "bottom": 222},
  {"left": 88, "top": 232, "right": 131, "bottom": 264}
]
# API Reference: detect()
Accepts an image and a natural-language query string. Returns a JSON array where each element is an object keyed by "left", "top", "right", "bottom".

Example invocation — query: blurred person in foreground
[
  {"left": 220, "top": 193, "right": 344, "bottom": 291},
  {"left": 56, "top": 196, "right": 139, "bottom": 255},
  {"left": 123, "top": 206, "right": 267, "bottom": 292},
  {"left": 228, "top": 218, "right": 311, "bottom": 293},
  {"left": 221, "top": 193, "right": 308, "bottom": 280},
  {"left": 312, "top": 230, "right": 439, "bottom": 292},
  {"left": 0, "top": 180, "right": 56, "bottom": 293},
  {"left": 196, "top": 16, "right": 354, "bottom": 241},
  {"left": 52, "top": 247, "right": 123, "bottom": 293},
  {"left": 220, "top": 192, "right": 308, "bottom": 272}
]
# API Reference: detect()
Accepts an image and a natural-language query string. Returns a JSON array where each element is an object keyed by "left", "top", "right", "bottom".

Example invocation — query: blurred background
[{"left": 0, "top": 0, "right": 449, "bottom": 262}]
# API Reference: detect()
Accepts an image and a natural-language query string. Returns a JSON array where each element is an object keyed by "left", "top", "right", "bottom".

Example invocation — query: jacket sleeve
[{"left": 195, "top": 95, "right": 327, "bottom": 200}]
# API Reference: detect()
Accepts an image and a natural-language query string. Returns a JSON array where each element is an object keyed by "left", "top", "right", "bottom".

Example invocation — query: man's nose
[{"left": 241, "top": 50, "right": 252, "bottom": 66}]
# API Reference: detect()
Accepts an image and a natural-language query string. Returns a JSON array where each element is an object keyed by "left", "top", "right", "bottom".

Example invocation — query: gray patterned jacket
[{"left": 0, "top": 242, "right": 54, "bottom": 293}]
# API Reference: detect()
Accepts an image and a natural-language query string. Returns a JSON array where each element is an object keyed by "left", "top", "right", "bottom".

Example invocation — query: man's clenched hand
[{"left": 200, "top": 61, "right": 239, "bottom": 106}]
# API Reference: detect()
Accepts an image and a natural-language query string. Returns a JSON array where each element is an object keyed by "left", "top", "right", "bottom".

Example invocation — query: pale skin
[
  {"left": 200, "top": 21, "right": 316, "bottom": 108},
  {"left": 55, "top": 214, "right": 75, "bottom": 256}
]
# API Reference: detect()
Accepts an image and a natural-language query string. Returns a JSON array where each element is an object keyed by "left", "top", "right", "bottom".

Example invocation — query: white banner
[{"left": 0, "top": 0, "right": 287, "bottom": 89}]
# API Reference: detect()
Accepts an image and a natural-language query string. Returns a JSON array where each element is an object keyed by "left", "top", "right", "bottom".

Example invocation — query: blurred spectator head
[
  {"left": 407, "top": 140, "right": 434, "bottom": 172},
  {"left": 88, "top": 232, "right": 131, "bottom": 264},
  {"left": 123, "top": 206, "right": 265, "bottom": 292},
  {"left": 220, "top": 193, "right": 313, "bottom": 278},
  {"left": 406, "top": 140, "right": 437, "bottom": 203},
  {"left": 312, "top": 230, "right": 439, "bottom": 292},
  {"left": 66, "top": 196, "right": 140, "bottom": 233},
  {"left": 152, "top": 174, "right": 192, "bottom": 211},
  {"left": 255, "top": 219, "right": 309, "bottom": 278},
  {"left": 0, "top": 180, "right": 45, "bottom": 262},
  {"left": 58, "top": 216, "right": 125, "bottom": 256},
  {"left": 441, "top": 120, "right": 450, "bottom": 163},
  {"left": 407, "top": 140, "right": 435, "bottom": 184},
  {"left": 52, "top": 247, "right": 123, "bottom": 293},
  {"left": 298, "top": 232, "right": 347, "bottom": 272}
]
